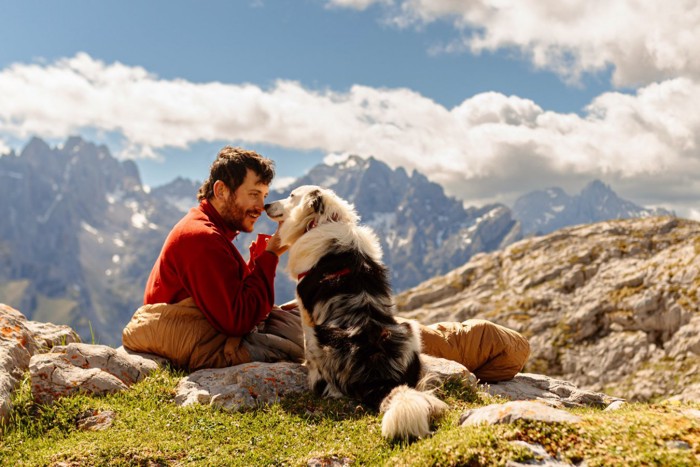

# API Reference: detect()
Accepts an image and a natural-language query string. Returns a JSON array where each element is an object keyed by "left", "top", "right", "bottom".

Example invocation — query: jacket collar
[{"left": 200, "top": 198, "right": 239, "bottom": 242}]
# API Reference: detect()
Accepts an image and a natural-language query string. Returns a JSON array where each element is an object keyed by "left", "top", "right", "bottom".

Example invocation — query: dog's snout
[{"left": 264, "top": 203, "right": 271, "bottom": 210}]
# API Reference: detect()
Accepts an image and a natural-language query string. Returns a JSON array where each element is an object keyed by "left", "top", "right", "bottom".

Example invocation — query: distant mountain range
[
  {"left": 512, "top": 180, "right": 673, "bottom": 236},
  {"left": 0, "top": 137, "right": 673, "bottom": 344}
]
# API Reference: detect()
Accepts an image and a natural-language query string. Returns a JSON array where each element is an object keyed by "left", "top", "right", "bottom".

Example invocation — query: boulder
[
  {"left": 1, "top": 303, "right": 41, "bottom": 423},
  {"left": 29, "top": 343, "right": 159, "bottom": 404},
  {"left": 483, "top": 373, "right": 621, "bottom": 408},
  {"left": 460, "top": 400, "right": 582, "bottom": 426},
  {"left": 175, "top": 355, "right": 475, "bottom": 412},
  {"left": 175, "top": 362, "right": 309, "bottom": 411},
  {"left": 396, "top": 217, "right": 700, "bottom": 402}
]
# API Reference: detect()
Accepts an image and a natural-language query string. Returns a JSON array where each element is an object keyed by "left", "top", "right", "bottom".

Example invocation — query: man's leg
[
  {"left": 396, "top": 317, "right": 530, "bottom": 382},
  {"left": 244, "top": 307, "right": 304, "bottom": 363},
  {"left": 123, "top": 298, "right": 249, "bottom": 371}
]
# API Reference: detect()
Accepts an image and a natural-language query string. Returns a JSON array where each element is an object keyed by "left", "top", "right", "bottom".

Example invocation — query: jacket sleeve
[{"left": 173, "top": 230, "right": 278, "bottom": 336}]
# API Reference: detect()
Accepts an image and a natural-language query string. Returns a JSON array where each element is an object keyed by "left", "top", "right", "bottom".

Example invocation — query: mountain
[
  {"left": 288, "top": 155, "right": 521, "bottom": 291},
  {"left": 0, "top": 137, "right": 181, "bottom": 345},
  {"left": 395, "top": 216, "right": 700, "bottom": 402},
  {"left": 513, "top": 180, "right": 674, "bottom": 236},
  {"left": 0, "top": 137, "right": 674, "bottom": 345}
]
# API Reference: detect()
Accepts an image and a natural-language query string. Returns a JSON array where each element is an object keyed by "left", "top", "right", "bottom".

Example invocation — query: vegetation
[{"left": 1, "top": 368, "right": 698, "bottom": 466}]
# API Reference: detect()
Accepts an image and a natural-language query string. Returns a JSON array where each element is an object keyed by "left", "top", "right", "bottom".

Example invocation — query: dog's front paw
[{"left": 307, "top": 366, "right": 328, "bottom": 396}]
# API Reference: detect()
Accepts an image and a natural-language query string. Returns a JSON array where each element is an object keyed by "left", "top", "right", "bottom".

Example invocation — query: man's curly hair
[{"left": 197, "top": 146, "right": 275, "bottom": 201}]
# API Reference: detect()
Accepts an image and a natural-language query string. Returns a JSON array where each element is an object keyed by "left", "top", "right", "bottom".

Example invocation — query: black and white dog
[{"left": 265, "top": 185, "right": 446, "bottom": 440}]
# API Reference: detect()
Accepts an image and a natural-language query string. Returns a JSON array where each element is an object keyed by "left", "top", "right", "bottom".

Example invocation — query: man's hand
[{"left": 265, "top": 223, "right": 289, "bottom": 257}]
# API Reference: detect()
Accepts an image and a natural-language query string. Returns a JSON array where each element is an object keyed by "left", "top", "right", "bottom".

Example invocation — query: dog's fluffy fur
[{"left": 265, "top": 185, "right": 447, "bottom": 440}]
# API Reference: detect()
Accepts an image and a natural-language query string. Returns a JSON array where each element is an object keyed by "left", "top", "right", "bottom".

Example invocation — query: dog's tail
[{"left": 379, "top": 385, "right": 448, "bottom": 441}]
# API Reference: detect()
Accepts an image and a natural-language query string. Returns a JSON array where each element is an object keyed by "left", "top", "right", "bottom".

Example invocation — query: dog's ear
[{"left": 308, "top": 189, "right": 325, "bottom": 215}]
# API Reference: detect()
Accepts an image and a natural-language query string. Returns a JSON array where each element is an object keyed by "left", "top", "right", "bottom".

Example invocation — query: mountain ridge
[{"left": 0, "top": 137, "right": 674, "bottom": 345}]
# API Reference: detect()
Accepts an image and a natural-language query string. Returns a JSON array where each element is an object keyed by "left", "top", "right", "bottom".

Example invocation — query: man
[
  {"left": 123, "top": 146, "right": 530, "bottom": 382},
  {"left": 123, "top": 146, "right": 304, "bottom": 369}
]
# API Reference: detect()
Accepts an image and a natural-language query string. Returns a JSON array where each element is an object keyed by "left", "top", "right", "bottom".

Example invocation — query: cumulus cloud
[
  {"left": 1, "top": 54, "right": 700, "bottom": 217},
  {"left": 326, "top": 0, "right": 700, "bottom": 87}
]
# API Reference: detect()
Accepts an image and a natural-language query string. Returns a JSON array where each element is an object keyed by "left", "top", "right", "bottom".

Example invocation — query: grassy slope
[{"left": 1, "top": 369, "right": 698, "bottom": 466}]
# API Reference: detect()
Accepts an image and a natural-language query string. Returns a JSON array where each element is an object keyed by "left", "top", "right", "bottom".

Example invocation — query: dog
[{"left": 264, "top": 185, "right": 447, "bottom": 440}]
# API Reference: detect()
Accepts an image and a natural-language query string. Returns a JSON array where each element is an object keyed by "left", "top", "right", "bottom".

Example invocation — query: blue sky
[{"left": 1, "top": 0, "right": 699, "bottom": 217}]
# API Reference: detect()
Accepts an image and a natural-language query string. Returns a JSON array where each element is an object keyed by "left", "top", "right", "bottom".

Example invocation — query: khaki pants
[
  {"left": 123, "top": 299, "right": 529, "bottom": 380},
  {"left": 122, "top": 298, "right": 304, "bottom": 371},
  {"left": 400, "top": 317, "right": 531, "bottom": 382}
]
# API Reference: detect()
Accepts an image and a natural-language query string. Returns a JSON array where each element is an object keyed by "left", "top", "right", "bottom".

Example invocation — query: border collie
[{"left": 265, "top": 185, "right": 447, "bottom": 440}]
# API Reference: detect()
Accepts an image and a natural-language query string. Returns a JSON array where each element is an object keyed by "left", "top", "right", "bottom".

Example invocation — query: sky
[{"left": 1, "top": 0, "right": 699, "bottom": 218}]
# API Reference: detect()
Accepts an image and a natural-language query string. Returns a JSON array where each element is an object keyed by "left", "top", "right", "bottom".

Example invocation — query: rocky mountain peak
[{"left": 513, "top": 179, "right": 673, "bottom": 236}]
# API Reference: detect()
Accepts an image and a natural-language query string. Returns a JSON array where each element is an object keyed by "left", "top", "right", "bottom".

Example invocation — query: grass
[{"left": 1, "top": 368, "right": 699, "bottom": 466}]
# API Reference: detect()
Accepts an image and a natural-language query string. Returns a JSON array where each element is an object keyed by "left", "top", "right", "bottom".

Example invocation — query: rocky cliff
[{"left": 396, "top": 216, "right": 700, "bottom": 402}]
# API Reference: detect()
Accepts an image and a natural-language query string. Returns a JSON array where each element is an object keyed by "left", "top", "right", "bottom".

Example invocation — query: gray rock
[
  {"left": 0, "top": 303, "right": 40, "bottom": 422},
  {"left": 175, "top": 362, "right": 308, "bottom": 411},
  {"left": 665, "top": 440, "right": 691, "bottom": 450},
  {"left": 25, "top": 320, "right": 81, "bottom": 350},
  {"left": 307, "top": 456, "right": 354, "bottom": 467},
  {"left": 420, "top": 354, "right": 478, "bottom": 387},
  {"left": 667, "top": 383, "right": 700, "bottom": 403},
  {"left": 507, "top": 441, "right": 575, "bottom": 466},
  {"left": 76, "top": 410, "right": 116, "bottom": 431},
  {"left": 484, "top": 373, "right": 619, "bottom": 408},
  {"left": 460, "top": 400, "right": 581, "bottom": 426},
  {"left": 604, "top": 400, "right": 627, "bottom": 411},
  {"left": 29, "top": 343, "right": 159, "bottom": 404},
  {"left": 175, "top": 355, "right": 472, "bottom": 411},
  {"left": 397, "top": 217, "right": 700, "bottom": 402}
]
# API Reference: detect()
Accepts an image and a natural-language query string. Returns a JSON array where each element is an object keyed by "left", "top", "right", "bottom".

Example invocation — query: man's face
[{"left": 220, "top": 169, "right": 269, "bottom": 233}]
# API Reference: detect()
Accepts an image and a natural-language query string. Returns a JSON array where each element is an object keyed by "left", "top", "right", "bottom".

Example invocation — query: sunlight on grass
[{"left": 1, "top": 368, "right": 698, "bottom": 466}]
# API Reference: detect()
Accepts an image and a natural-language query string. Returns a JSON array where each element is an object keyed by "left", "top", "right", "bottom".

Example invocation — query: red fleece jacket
[{"left": 143, "top": 199, "right": 278, "bottom": 336}]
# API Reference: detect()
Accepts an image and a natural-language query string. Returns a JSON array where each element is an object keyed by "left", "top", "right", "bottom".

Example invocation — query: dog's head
[{"left": 265, "top": 185, "right": 359, "bottom": 246}]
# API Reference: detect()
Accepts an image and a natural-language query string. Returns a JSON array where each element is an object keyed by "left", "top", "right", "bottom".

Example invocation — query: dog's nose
[{"left": 264, "top": 203, "right": 270, "bottom": 210}]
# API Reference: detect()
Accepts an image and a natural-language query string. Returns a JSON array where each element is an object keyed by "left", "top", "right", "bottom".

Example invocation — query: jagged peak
[
  {"left": 580, "top": 179, "right": 615, "bottom": 196},
  {"left": 21, "top": 136, "right": 52, "bottom": 156},
  {"left": 63, "top": 135, "right": 87, "bottom": 151}
]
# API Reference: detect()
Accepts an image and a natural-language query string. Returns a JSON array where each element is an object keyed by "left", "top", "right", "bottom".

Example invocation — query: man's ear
[{"left": 213, "top": 180, "right": 228, "bottom": 199}]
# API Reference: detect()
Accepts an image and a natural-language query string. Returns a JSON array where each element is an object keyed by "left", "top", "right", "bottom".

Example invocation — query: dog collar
[{"left": 298, "top": 267, "right": 352, "bottom": 282}]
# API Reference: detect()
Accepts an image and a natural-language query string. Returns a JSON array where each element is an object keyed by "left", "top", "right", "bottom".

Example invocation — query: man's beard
[{"left": 221, "top": 193, "right": 257, "bottom": 232}]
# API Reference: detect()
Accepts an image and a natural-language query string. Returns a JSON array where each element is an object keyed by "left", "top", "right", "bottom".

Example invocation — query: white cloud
[
  {"left": 1, "top": 54, "right": 700, "bottom": 217},
  {"left": 327, "top": 0, "right": 700, "bottom": 87}
]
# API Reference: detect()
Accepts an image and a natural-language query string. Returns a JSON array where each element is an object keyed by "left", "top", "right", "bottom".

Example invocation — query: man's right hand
[{"left": 265, "top": 223, "right": 289, "bottom": 257}]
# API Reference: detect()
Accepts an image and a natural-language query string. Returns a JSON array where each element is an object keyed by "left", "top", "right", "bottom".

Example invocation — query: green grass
[{"left": 1, "top": 368, "right": 698, "bottom": 466}]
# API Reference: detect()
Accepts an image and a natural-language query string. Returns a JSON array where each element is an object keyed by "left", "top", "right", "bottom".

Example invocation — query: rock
[
  {"left": 421, "top": 354, "right": 478, "bottom": 387},
  {"left": 76, "top": 409, "right": 116, "bottom": 431},
  {"left": 507, "top": 441, "right": 574, "bottom": 466},
  {"left": 665, "top": 440, "right": 691, "bottom": 450},
  {"left": 24, "top": 320, "right": 81, "bottom": 350},
  {"left": 175, "top": 355, "right": 472, "bottom": 411},
  {"left": 307, "top": 456, "right": 354, "bottom": 467},
  {"left": 1, "top": 303, "right": 41, "bottom": 422},
  {"left": 117, "top": 345, "right": 170, "bottom": 368},
  {"left": 460, "top": 400, "right": 581, "bottom": 426},
  {"left": 665, "top": 316, "right": 700, "bottom": 358},
  {"left": 29, "top": 343, "right": 159, "bottom": 404},
  {"left": 484, "top": 373, "right": 619, "bottom": 408},
  {"left": 175, "top": 362, "right": 308, "bottom": 411},
  {"left": 666, "top": 383, "right": 700, "bottom": 403},
  {"left": 396, "top": 217, "right": 700, "bottom": 402},
  {"left": 604, "top": 400, "right": 627, "bottom": 411}
]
